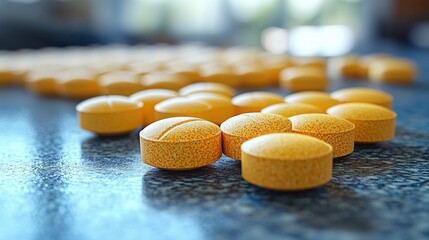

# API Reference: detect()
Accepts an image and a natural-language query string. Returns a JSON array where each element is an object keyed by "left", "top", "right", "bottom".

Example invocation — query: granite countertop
[{"left": 1, "top": 52, "right": 429, "bottom": 240}]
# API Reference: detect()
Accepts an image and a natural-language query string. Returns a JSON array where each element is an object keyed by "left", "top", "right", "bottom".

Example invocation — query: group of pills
[
  {"left": 0, "top": 45, "right": 415, "bottom": 97},
  {"left": 1, "top": 44, "right": 407, "bottom": 191},
  {"left": 76, "top": 84, "right": 396, "bottom": 191}
]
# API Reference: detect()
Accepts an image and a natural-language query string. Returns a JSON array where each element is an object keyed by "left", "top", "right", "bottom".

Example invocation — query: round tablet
[
  {"left": 327, "top": 103, "right": 396, "bottom": 143},
  {"left": 57, "top": 69, "right": 99, "bottom": 99},
  {"left": 130, "top": 89, "right": 179, "bottom": 126},
  {"left": 188, "top": 93, "right": 234, "bottom": 125},
  {"left": 25, "top": 71, "right": 58, "bottom": 96},
  {"left": 165, "top": 61, "right": 200, "bottom": 83},
  {"left": 0, "top": 69, "right": 16, "bottom": 86},
  {"left": 179, "top": 82, "right": 234, "bottom": 98},
  {"left": 368, "top": 58, "right": 416, "bottom": 84},
  {"left": 285, "top": 91, "right": 339, "bottom": 112},
  {"left": 241, "top": 133, "right": 332, "bottom": 191},
  {"left": 99, "top": 71, "right": 145, "bottom": 96},
  {"left": 293, "top": 57, "right": 326, "bottom": 69},
  {"left": 126, "top": 61, "right": 163, "bottom": 76},
  {"left": 141, "top": 71, "right": 191, "bottom": 91},
  {"left": 199, "top": 63, "right": 239, "bottom": 86},
  {"left": 280, "top": 66, "right": 329, "bottom": 92},
  {"left": 220, "top": 112, "right": 292, "bottom": 160},
  {"left": 359, "top": 53, "right": 391, "bottom": 77},
  {"left": 90, "top": 63, "right": 124, "bottom": 79},
  {"left": 261, "top": 103, "right": 324, "bottom": 118},
  {"left": 154, "top": 97, "right": 212, "bottom": 121},
  {"left": 328, "top": 55, "right": 365, "bottom": 78},
  {"left": 76, "top": 95, "right": 143, "bottom": 135},
  {"left": 330, "top": 87, "right": 393, "bottom": 109},
  {"left": 289, "top": 114, "right": 355, "bottom": 158},
  {"left": 233, "top": 63, "right": 270, "bottom": 88},
  {"left": 260, "top": 54, "right": 293, "bottom": 86},
  {"left": 232, "top": 91, "right": 284, "bottom": 114},
  {"left": 140, "top": 117, "right": 222, "bottom": 170}
]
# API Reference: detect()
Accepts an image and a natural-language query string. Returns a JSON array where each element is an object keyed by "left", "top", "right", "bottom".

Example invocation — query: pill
[
  {"left": 126, "top": 61, "right": 163, "bottom": 76},
  {"left": 99, "top": 71, "right": 145, "bottom": 96},
  {"left": 76, "top": 95, "right": 143, "bottom": 135},
  {"left": 368, "top": 58, "right": 416, "bottom": 84},
  {"left": 261, "top": 103, "right": 324, "bottom": 118},
  {"left": 0, "top": 68, "right": 16, "bottom": 86},
  {"left": 359, "top": 53, "right": 391, "bottom": 77},
  {"left": 154, "top": 97, "right": 211, "bottom": 121},
  {"left": 187, "top": 93, "right": 235, "bottom": 125},
  {"left": 0, "top": 54, "right": 28, "bottom": 86},
  {"left": 327, "top": 103, "right": 396, "bottom": 143},
  {"left": 221, "top": 47, "right": 262, "bottom": 65},
  {"left": 233, "top": 63, "right": 270, "bottom": 88},
  {"left": 241, "top": 133, "right": 332, "bottom": 191},
  {"left": 139, "top": 117, "right": 222, "bottom": 170},
  {"left": 179, "top": 82, "right": 235, "bottom": 98},
  {"left": 130, "top": 89, "right": 179, "bottom": 126},
  {"left": 90, "top": 63, "right": 124, "bottom": 79},
  {"left": 165, "top": 61, "right": 200, "bottom": 83},
  {"left": 330, "top": 87, "right": 393, "bottom": 109},
  {"left": 280, "top": 66, "right": 329, "bottom": 92},
  {"left": 199, "top": 63, "right": 239, "bottom": 86},
  {"left": 328, "top": 55, "right": 365, "bottom": 78},
  {"left": 220, "top": 112, "right": 292, "bottom": 160},
  {"left": 56, "top": 69, "right": 99, "bottom": 99},
  {"left": 289, "top": 114, "right": 355, "bottom": 158},
  {"left": 285, "top": 91, "right": 339, "bottom": 112},
  {"left": 232, "top": 91, "right": 284, "bottom": 114},
  {"left": 293, "top": 57, "right": 326, "bottom": 69},
  {"left": 25, "top": 70, "right": 59, "bottom": 96},
  {"left": 261, "top": 54, "right": 293, "bottom": 86},
  {"left": 141, "top": 71, "right": 191, "bottom": 91}
]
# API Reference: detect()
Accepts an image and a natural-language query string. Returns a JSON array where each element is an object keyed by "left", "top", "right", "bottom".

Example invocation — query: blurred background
[{"left": 1, "top": 0, "right": 429, "bottom": 56}]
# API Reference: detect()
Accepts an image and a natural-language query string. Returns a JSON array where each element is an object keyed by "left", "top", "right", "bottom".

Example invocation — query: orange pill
[
  {"left": 241, "top": 133, "right": 332, "bottom": 191},
  {"left": 187, "top": 93, "right": 234, "bottom": 125},
  {"left": 179, "top": 82, "right": 234, "bottom": 98},
  {"left": 359, "top": 53, "right": 392, "bottom": 77},
  {"left": 130, "top": 89, "right": 179, "bottom": 126},
  {"left": 289, "top": 114, "right": 355, "bottom": 158},
  {"left": 220, "top": 112, "right": 292, "bottom": 160},
  {"left": 261, "top": 103, "right": 324, "bottom": 118},
  {"left": 232, "top": 91, "right": 284, "bottom": 114},
  {"left": 154, "top": 97, "right": 211, "bottom": 121},
  {"left": 330, "top": 87, "right": 393, "bottom": 109},
  {"left": 199, "top": 63, "right": 239, "bottom": 87},
  {"left": 141, "top": 71, "right": 191, "bottom": 91},
  {"left": 293, "top": 57, "right": 326, "bottom": 69},
  {"left": 233, "top": 63, "right": 270, "bottom": 88},
  {"left": 57, "top": 68, "right": 99, "bottom": 99},
  {"left": 126, "top": 61, "right": 163, "bottom": 76},
  {"left": 0, "top": 67, "right": 16, "bottom": 86},
  {"left": 280, "top": 66, "right": 329, "bottom": 92},
  {"left": 328, "top": 55, "right": 365, "bottom": 78},
  {"left": 90, "top": 63, "right": 124, "bottom": 79},
  {"left": 327, "top": 103, "right": 396, "bottom": 143},
  {"left": 165, "top": 61, "right": 201, "bottom": 83},
  {"left": 368, "top": 58, "right": 416, "bottom": 84},
  {"left": 261, "top": 54, "right": 294, "bottom": 86},
  {"left": 139, "top": 117, "right": 221, "bottom": 170},
  {"left": 99, "top": 71, "right": 144, "bottom": 96},
  {"left": 76, "top": 95, "right": 143, "bottom": 135},
  {"left": 285, "top": 91, "right": 339, "bottom": 112},
  {"left": 25, "top": 70, "right": 59, "bottom": 96}
]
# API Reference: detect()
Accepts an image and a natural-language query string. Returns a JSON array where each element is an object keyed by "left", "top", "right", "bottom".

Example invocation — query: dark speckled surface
[{"left": 1, "top": 52, "right": 429, "bottom": 240}]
